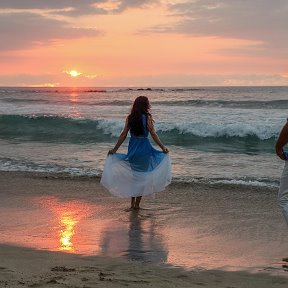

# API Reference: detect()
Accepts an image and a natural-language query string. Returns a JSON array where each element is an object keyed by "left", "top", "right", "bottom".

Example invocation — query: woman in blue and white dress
[{"left": 100, "top": 96, "right": 172, "bottom": 209}]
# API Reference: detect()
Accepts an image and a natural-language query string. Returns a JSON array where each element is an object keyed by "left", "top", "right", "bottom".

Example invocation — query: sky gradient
[{"left": 1, "top": 0, "right": 288, "bottom": 87}]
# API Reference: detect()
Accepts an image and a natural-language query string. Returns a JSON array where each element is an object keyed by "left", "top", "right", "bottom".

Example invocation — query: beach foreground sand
[
  {"left": 1, "top": 244, "right": 288, "bottom": 288},
  {"left": 1, "top": 171, "right": 288, "bottom": 287}
]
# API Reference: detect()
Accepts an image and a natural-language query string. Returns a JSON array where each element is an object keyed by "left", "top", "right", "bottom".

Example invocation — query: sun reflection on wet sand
[
  {"left": 59, "top": 214, "right": 78, "bottom": 252},
  {"left": 36, "top": 196, "right": 96, "bottom": 253}
]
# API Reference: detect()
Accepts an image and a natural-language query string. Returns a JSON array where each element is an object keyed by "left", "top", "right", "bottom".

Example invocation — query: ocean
[{"left": 0, "top": 86, "right": 287, "bottom": 188}]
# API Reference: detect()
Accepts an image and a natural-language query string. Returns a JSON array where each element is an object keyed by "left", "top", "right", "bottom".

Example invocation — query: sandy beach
[
  {"left": 1, "top": 171, "right": 288, "bottom": 287},
  {"left": 2, "top": 244, "right": 288, "bottom": 288}
]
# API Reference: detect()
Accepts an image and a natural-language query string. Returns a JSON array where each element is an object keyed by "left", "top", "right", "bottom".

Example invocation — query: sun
[{"left": 68, "top": 70, "right": 81, "bottom": 77}]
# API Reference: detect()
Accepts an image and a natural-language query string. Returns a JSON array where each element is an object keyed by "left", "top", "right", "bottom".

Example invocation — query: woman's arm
[
  {"left": 108, "top": 117, "right": 129, "bottom": 155},
  {"left": 275, "top": 121, "right": 288, "bottom": 160},
  {"left": 147, "top": 115, "right": 169, "bottom": 153}
]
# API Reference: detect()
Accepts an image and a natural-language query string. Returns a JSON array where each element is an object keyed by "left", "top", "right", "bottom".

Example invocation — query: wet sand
[{"left": 1, "top": 171, "right": 288, "bottom": 286}]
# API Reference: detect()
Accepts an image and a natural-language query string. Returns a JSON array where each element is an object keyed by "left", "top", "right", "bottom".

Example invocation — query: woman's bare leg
[
  {"left": 131, "top": 197, "right": 135, "bottom": 209},
  {"left": 134, "top": 196, "right": 142, "bottom": 209}
]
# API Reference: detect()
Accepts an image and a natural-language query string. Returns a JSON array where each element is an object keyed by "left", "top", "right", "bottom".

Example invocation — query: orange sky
[{"left": 0, "top": 0, "right": 288, "bottom": 86}]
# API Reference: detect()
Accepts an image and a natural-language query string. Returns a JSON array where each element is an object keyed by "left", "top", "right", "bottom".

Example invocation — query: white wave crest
[
  {"left": 95, "top": 119, "right": 124, "bottom": 137},
  {"left": 0, "top": 159, "right": 101, "bottom": 176},
  {"left": 156, "top": 121, "right": 279, "bottom": 140},
  {"left": 173, "top": 177, "right": 278, "bottom": 188},
  {"left": 94, "top": 118, "right": 280, "bottom": 140}
]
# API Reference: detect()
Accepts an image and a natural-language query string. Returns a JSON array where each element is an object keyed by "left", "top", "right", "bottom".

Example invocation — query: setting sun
[{"left": 68, "top": 70, "right": 81, "bottom": 77}]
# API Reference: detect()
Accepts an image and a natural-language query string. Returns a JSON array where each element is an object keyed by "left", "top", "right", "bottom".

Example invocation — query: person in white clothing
[
  {"left": 276, "top": 119, "right": 288, "bottom": 225},
  {"left": 276, "top": 119, "right": 288, "bottom": 262}
]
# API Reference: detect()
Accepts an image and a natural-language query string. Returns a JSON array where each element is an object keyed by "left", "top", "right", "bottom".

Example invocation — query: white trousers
[{"left": 278, "top": 161, "right": 288, "bottom": 225}]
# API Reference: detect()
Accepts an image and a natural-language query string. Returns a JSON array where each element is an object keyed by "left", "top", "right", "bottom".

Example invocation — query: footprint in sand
[
  {"left": 0, "top": 267, "right": 13, "bottom": 272},
  {"left": 51, "top": 266, "right": 76, "bottom": 272}
]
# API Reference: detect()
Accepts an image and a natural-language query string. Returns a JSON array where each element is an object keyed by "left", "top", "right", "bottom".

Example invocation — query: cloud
[
  {"left": 113, "top": 0, "right": 157, "bottom": 12},
  {"left": 151, "top": 0, "right": 288, "bottom": 55},
  {"left": 0, "top": 0, "right": 159, "bottom": 51},
  {"left": 0, "top": 73, "right": 58, "bottom": 86},
  {"left": 91, "top": 73, "right": 288, "bottom": 86},
  {"left": 0, "top": 72, "right": 104, "bottom": 86},
  {"left": 0, "top": 0, "right": 158, "bottom": 16},
  {"left": 0, "top": 1, "right": 100, "bottom": 14},
  {"left": 0, "top": 12, "right": 102, "bottom": 51}
]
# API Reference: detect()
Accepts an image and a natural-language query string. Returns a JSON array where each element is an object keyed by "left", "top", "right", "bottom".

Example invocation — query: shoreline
[{"left": 0, "top": 170, "right": 279, "bottom": 191}]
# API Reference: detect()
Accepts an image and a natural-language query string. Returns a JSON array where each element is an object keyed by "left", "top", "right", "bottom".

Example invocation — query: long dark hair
[{"left": 128, "top": 96, "right": 151, "bottom": 136}]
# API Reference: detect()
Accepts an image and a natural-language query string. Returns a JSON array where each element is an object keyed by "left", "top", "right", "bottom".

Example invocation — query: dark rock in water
[
  {"left": 136, "top": 88, "right": 152, "bottom": 91},
  {"left": 85, "top": 89, "right": 106, "bottom": 93}
]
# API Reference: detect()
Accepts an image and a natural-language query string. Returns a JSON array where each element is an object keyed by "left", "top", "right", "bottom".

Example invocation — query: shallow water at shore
[{"left": 1, "top": 172, "right": 288, "bottom": 273}]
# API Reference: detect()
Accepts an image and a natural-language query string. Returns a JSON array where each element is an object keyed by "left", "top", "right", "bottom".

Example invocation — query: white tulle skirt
[{"left": 100, "top": 151, "right": 172, "bottom": 198}]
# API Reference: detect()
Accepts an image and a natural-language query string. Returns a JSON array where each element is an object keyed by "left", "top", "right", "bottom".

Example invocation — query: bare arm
[
  {"left": 275, "top": 120, "right": 288, "bottom": 160},
  {"left": 147, "top": 115, "right": 169, "bottom": 153},
  {"left": 108, "top": 117, "right": 129, "bottom": 155}
]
